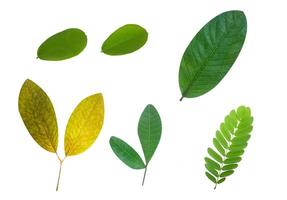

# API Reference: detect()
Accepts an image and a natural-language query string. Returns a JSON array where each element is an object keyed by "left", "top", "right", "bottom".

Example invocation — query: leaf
[
  {"left": 138, "top": 104, "right": 162, "bottom": 164},
  {"left": 204, "top": 106, "right": 253, "bottom": 188},
  {"left": 109, "top": 136, "right": 145, "bottom": 169},
  {"left": 18, "top": 79, "right": 58, "bottom": 153},
  {"left": 102, "top": 24, "right": 148, "bottom": 55},
  {"left": 37, "top": 28, "right": 87, "bottom": 61},
  {"left": 64, "top": 93, "right": 104, "bottom": 156},
  {"left": 110, "top": 104, "right": 162, "bottom": 186},
  {"left": 179, "top": 10, "right": 247, "bottom": 100}
]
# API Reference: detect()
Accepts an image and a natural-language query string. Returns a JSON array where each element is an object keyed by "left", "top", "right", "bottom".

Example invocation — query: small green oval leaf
[
  {"left": 179, "top": 10, "right": 247, "bottom": 100},
  {"left": 37, "top": 28, "right": 87, "bottom": 61},
  {"left": 138, "top": 104, "right": 162, "bottom": 164},
  {"left": 109, "top": 136, "right": 145, "bottom": 169},
  {"left": 18, "top": 79, "right": 58, "bottom": 153},
  {"left": 102, "top": 24, "right": 148, "bottom": 55}
]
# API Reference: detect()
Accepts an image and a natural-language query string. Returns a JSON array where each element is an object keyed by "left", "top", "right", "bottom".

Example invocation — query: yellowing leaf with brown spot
[
  {"left": 64, "top": 93, "right": 104, "bottom": 156},
  {"left": 18, "top": 79, "right": 58, "bottom": 153}
]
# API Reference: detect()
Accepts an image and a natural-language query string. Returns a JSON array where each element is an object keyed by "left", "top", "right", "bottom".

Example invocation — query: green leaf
[
  {"left": 220, "top": 170, "right": 234, "bottom": 177},
  {"left": 217, "top": 178, "right": 226, "bottom": 184},
  {"left": 208, "top": 147, "right": 222, "bottom": 163},
  {"left": 205, "top": 172, "right": 217, "bottom": 184},
  {"left": 102, "top": 24, "right": 148, "bottom": 55},
  {"left": 205, "top": 164, "right": 219, "bottom": 177},
  {"left": 205, "top": 105, "right": 253, "bottom": 188},
  {"left": 109, "top": 136, "right": 145, "bottom": 169},
  {"left": 138, "top": 104, "right": 162, "bottom": 164},
  {"left": 37, "top": 28, "right": 87, "bottom": 61},
  {"left": 224, "top": 157, "right": 242, "bottom": 164},
  {"left": 179, "top": 10, "right": 247, "bottom": 100},
  {"left": 222, "top": 164, "right": 238, "bottom": 171},
  {"left": 110, "top": 104, "right": 162, "bottom": 186},
  {"left": 64, "top": 93, "right": 104, "bottom": 156},
  {"left": 216, "top": 131, "right": 228, "bottom": 149},
  {"left": 18, "top": 79, "right": 58, "bottom": 153},
  {"left": 205, "top": 157, "right": 220, "bottom": 170}
]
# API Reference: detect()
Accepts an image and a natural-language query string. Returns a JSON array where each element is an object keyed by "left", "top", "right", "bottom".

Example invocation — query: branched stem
[
  {"left": 55, "top": 154, "right": 66, "bottom": 191},
  {"left": 142, "top": 166, "right": 148, "bottom": 186}
]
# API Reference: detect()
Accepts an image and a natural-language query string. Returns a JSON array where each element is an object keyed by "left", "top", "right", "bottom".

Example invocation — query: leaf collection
[
  {"left": 17, "top": 10, "right": 255, "bottom": 191},
  {"left": 110, "top": 104, "right": 162, "bottom": 185},
  {"left": 18, "top": 79, "right": 104, "bottom": 190}
]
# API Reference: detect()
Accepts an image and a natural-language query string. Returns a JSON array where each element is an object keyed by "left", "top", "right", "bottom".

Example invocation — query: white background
[{"left": 0, "top": 0, "right": 286, "bottom": 199}]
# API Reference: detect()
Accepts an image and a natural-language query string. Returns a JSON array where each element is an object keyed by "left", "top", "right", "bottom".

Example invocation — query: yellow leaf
[
  {"left": 64, "top": 93, "right": 104, "bottom": 156},
  {"left": 18, "top": 79, "right": 58, "bottom": 153}
]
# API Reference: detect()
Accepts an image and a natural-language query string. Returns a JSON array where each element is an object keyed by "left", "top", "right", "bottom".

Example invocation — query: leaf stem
[
  {"left": 214, "top": 183, "right": 217, "bottom": 190},
  {"left": 180, "top": 96, "right": 184, "bottom": 101},
  {"left": 55, "top": 154, "right": 66, "bottom": 191},
  {"left": 56, "top": 160, "right": 63, "bottom": 191},
  {"left": 142, "top": 166, "right": 148, "bottom": 186}
]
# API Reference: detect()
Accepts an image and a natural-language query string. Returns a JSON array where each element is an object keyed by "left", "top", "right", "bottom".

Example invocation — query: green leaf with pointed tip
[
  {"left": 37, "top": 28, "right": 87, "bottom": 61},
  {"left": 205, "top": 172, "right": 217, "bottom": 184},
  {"left": 220, "top": 170, "right": 234, "bottom": 177},
  {"left": 109, "top": 136, "right": 145, "bottom": 169},
  {"left": 217, "top": 178, "right": 226, "bottom": 184},
  {"left": 179, "top": 10, "right": 247, "bottom": 100},
  {"left": 102, "top": 24, "right": 148, "bottom": 55},
  {"left": 64, "top": 93, "right": 104, "bottom": 156},
  {"left": 204, "top": 105, "right": 253, "bottom": 188},
  {"left": 208, "top": 148, "right": 222, "bottom": 163},
  {"left": 18, "top": 79, "right": 58, "bottom": 153},
  {"left": 138, "top": 104, "right": 162, "bottom": 164}
]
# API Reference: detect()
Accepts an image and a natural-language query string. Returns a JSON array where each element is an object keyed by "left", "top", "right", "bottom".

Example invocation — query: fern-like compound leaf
[{"left": 205, "top": 106, "right": 253, "bottom": 189}]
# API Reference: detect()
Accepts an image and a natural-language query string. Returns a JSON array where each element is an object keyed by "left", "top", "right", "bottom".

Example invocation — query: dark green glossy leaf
[
  {"left": 138, "top": 104, "right": 162, "bottom": 163},
  {"left": 179, "top": 10, "right": 247, "bottom": 100},
  {"left": 109, "top": 136, "right": 145, "bottom": 169},
  {"left": 37, "top": 28, "right": 87, "bottom": 61},
  {"left": 102, "top": 24, "right": 148, "bottom": 55}
]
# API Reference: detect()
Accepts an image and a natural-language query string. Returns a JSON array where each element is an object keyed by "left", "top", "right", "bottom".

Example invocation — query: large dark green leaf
[
  {"left": 179, "top": 10, "right": 247, "bottom": 100},
  {"left": 138, "top": 104, "right": 162, "bottom": 164},
  {"left": 109, "top": 136, "right": 145, "bottom": 169},
  {"left": 204, "top": 106, "right": 253, "bottom": 189},
  {"left": 102, "top": 24, "right": 148, "bottom": 55},
  {"left": 37, "top": 28, "right": 87, "bottom": 61}
]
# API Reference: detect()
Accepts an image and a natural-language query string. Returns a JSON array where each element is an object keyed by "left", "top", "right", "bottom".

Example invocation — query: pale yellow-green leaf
[
  {"left": 18, "top": 79, "right": 58, "bottom": 153},
  {"left": 64, "top": 93, "right": 104, "bottom": 156}
]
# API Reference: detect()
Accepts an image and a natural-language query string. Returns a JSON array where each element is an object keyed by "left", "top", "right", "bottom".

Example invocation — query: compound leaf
[
  {"left": 64, "top": 93, "right": 104, "bottom": 156},
  {"left": 179, "top": 10, "right": 247, "bottom": 100},
  {"left": 102, "top": 24, "right": 148, "bottom": 55},
  {"left": 37, "top": 28, "right": 87, "bottom": 61},
  {"left": 18, "top": 79, "right": 58, "bottom": 153},
  {"left": 204, "top": 106, "right": 253, "bottom": 188},
  {"left": 109, "top": 136, "right": 145, "bottom": 169}
]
